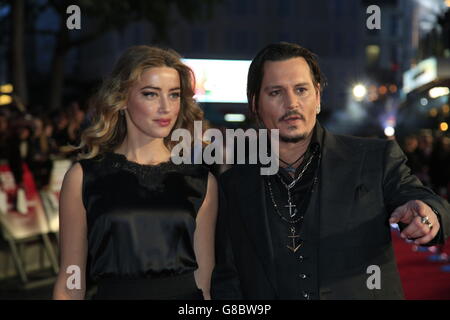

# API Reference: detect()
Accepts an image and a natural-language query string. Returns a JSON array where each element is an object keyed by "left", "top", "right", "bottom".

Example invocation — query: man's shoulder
[{"left": 327, "top": 131, "right": 389, "bottom": 152}]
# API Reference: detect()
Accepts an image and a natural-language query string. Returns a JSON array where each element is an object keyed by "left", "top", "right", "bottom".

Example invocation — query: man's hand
[{"left": 389, "top": 200, "right": 440, "bottom": 245}]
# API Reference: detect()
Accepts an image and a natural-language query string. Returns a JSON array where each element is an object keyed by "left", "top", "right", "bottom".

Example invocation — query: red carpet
[{"left": 392, "top": 230, "right": 450, "bottom": 299}]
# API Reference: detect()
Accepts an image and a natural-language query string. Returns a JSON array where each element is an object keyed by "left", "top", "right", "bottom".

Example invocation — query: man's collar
[
  {"left": 276, "top": 121, "right": 324, "bottom": 178},
  {"left": 308, "top": 120, "right": 324, "bottom": 153}
]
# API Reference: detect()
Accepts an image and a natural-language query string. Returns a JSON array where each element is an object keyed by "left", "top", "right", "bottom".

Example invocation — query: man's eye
[
  {"left": 269, "top": 90, "right": 280, "bottom": 96},
  {"left": 143, "top": 92, "right": 157, "bottom": 97},
  {"left": 296, "top": 87, "right": 307, "bottom": 94}
]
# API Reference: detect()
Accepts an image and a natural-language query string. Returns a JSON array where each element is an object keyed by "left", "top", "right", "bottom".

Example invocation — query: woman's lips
[{"left": 154, "top": 119, "right": 171, "bottom": 127}]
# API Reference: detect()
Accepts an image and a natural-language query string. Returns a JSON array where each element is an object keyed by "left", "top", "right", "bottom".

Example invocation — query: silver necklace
[
  {"left": 267, "top": 179, "right": 305, "bottom": 223},
  {"left": 266, "top": 151, "right": 321, "bottom": 253},
  {"left": 275, "top": 153, "right": 316, "bottom": 218},
  {"left": 279, "top": 150, "right": 307, "bottom": 174}
]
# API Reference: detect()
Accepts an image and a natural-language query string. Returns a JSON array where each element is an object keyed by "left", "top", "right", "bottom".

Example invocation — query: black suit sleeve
[
  {"left": 211, "top": 179, "right": 243, "bottom": 299},
  {"left": 382, "top": 139, "right": 450, "bottom": 245}
]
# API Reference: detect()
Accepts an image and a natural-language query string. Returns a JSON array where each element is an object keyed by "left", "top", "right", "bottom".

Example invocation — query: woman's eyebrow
[
  {"left": 140, "top": 86, "right": 181, "bottom": 91},
  {"left": 140, "top": 86, "right": 160, "bottom": 90}
]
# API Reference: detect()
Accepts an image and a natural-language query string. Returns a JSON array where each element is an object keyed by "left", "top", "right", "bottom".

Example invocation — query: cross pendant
[
  {"left": 287, "top": 226, "right": 302, "bottom": 253},
  {"left": 285, "top": 200, "right": 297, "bottom": 218}
]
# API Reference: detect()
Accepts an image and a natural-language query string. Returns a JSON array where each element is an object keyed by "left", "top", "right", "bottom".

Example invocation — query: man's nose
[{"left": 284, "top": 91, "right": 299, "bottom": 110}]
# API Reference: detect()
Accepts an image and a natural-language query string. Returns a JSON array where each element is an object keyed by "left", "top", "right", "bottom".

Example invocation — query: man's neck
[{"left": 278, "top": 132, "right": 313, "bottom": 167}]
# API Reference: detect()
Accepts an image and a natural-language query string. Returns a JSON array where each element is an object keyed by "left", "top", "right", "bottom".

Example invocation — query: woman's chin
[{"left": 139, "top": 129, "right": 169, "bottom": 140}]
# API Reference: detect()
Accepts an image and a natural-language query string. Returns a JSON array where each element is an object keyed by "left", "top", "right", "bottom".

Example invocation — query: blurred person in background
[
  {"left": 5, "top": 122, "right": 33, "bottom": 188},
  {"left": 28, "top": 117, "right": 55, "bottom": 189},
  {"left": 0, "top": 113, "right": 8, "bottom": 160},
  {"left": 416, "top": 130, "right": 434, "bottom": 187},
  {"left": 43, "top": 118, "right": 59, "bottom": 157},
  {"left": 403, "top": 135, "right": 422, "bottom": 176},
  {"left": 430, "top": 135, "right": 450, "bottom": 199},
  {"left": 52, "top": 111, "right": 70, "bottom": 150},
  {"left": 66, "top": 101, "right": 85, "bottom": 147}
]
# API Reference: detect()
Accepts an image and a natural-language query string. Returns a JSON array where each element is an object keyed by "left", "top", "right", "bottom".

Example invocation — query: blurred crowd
[
  {"left": 402, "top": 131, "right": 450, "bottom": 200},
  {"left": 0, "top": 102, "right": 449, "bottom": 200},
  {"left": 0, "top": 101, "right": 87, "bottom": 190}
]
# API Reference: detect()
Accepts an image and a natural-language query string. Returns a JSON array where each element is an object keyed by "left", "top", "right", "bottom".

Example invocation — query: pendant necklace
[
  {"left": 266, "top": 151, "right": 320, "bottom": 253},
  {"left": 279, "top": 150, "right": 307, "bottom": 174}
]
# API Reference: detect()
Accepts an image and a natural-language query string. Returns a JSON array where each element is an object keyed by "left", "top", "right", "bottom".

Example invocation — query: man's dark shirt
[{"left": 264, "top": 124, "right": 322, "bottom": 299}]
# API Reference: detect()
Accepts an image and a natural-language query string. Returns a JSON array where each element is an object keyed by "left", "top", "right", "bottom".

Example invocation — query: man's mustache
[{"left": 278, "top": 110, "right": 305, "bottom": 122}]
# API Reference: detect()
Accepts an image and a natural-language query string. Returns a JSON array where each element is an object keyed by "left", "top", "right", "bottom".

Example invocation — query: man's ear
[{"left": 315, "top": 83, "right": 321, "bottom": 104}]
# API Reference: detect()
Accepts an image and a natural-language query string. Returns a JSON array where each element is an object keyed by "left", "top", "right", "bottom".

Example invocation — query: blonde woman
[{"left": 53, "top": 46, "right": 218, "bottom": 300}]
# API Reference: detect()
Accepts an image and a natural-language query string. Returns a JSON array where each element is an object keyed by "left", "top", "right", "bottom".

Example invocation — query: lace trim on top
[{"left": 97, "top": 152, "right": 201, "bottom": 192}]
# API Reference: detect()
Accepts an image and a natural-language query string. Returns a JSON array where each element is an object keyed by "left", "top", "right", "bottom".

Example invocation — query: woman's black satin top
[{"left": 78, "top": 152, "right": 209, "bottom": 281}]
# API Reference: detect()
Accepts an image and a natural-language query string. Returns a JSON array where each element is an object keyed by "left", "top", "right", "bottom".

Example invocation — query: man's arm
[
  {"left": 210, "top": 180, "right": 243, "bottom": 300},
  {"left": 383, "top": 139, "right": 450, "bottom": 245}
]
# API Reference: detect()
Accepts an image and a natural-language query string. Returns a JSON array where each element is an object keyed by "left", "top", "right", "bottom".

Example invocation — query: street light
[
  {"left": 352, "top": 84, "right": 367, "bottom": 101},
  {"left": 384, "top": 126, "right": 395, "bottom": 137},
  {"left": 429, "top": 87, "right": 449, "bottom": 99},
  {"left": 0, "top": 84, "right": 13, "bottom": 94},
  {"left": 0, "top": 95, "right": 12, "bottom": 106}
]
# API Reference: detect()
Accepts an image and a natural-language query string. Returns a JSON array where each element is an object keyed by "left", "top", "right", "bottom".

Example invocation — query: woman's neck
[{"left": 115, "top": 136, "right": 171, "bottom": 165}]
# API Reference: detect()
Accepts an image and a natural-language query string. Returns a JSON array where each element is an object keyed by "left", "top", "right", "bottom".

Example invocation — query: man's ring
[{"left": 421, "top": 216, "right": 433, "bottom": 229}]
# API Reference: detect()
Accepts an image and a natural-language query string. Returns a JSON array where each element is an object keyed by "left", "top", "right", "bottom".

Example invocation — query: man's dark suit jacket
[{"left": 211, "top": 124, "right": 450, "bottom": 300}]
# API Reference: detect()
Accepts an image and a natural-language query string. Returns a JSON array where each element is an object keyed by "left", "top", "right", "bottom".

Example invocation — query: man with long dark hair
[{"left": 212, "top": 42, "right": 450, "bottom": 300}]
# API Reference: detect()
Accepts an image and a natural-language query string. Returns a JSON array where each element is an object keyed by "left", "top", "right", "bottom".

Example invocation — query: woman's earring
[
  {"left": 316, "top": 105, "right": 321, "bottom": 114},
  {"left": 120, "top": 109, "right": 125, "bottom": 116}
]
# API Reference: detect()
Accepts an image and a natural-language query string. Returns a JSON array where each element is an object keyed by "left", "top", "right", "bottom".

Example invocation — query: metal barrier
[{"left": 0, "top": 161, "right": 59, "bottom": 285}]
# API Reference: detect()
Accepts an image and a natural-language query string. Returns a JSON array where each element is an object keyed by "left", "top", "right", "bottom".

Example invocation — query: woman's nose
[{"left": 158, "top": 96, "right": 170, "bottom": 113}]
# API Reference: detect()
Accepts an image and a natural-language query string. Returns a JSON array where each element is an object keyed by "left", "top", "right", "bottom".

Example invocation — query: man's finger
[
  {"left": 408, "top": 226, "right": 430, "bottom": 239},
  {"left": 413, "top": 200, "right": 428, "bottom": 218},
  {"left": 400, "top": 216, "right": 427, "bottom": 239},
  {"left": 415, "top": 218, "right": 439, "bottom": 244},
  {"left": 389, "top": 207, "right": 405, "bottom": 224},
  {"left": 414, "top": 227, "right": 437, "bottom": 245},
  {"left": 391, "top": 207, "right": 415, "bottom": 224}
]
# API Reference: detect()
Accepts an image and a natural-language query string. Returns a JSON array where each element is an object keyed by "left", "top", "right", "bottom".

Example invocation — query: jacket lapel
[
  {"left": 319, "top": 130, "right": 364, "bottom": 240},
  {"left": 236, "top": 164, "right": 278, "bottom": 296}
]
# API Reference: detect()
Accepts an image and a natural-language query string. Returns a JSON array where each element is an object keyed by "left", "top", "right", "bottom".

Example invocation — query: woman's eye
[
  {"left": 170, "top": 92, "right": 181, "bottom": 99},
  {"left": 143, "top": 92, "right": 157, "bottom": 98}
]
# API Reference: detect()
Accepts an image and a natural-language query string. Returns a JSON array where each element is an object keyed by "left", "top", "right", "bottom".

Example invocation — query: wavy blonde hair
[{"left": 76, "top": 45, "right": 206, "bottom": 159}]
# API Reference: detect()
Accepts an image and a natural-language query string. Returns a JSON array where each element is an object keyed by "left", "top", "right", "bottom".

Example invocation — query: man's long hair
[{"left": 247, "top": 42, "right": 327, "bottom": 119}]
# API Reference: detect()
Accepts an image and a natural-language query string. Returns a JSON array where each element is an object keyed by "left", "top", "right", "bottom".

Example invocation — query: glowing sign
[
  {"left": 182, "top": 58, "right": 251, "bottom": 103},
  {"left": 403, "top": 58, "right": 437, "bottom": 94}
]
